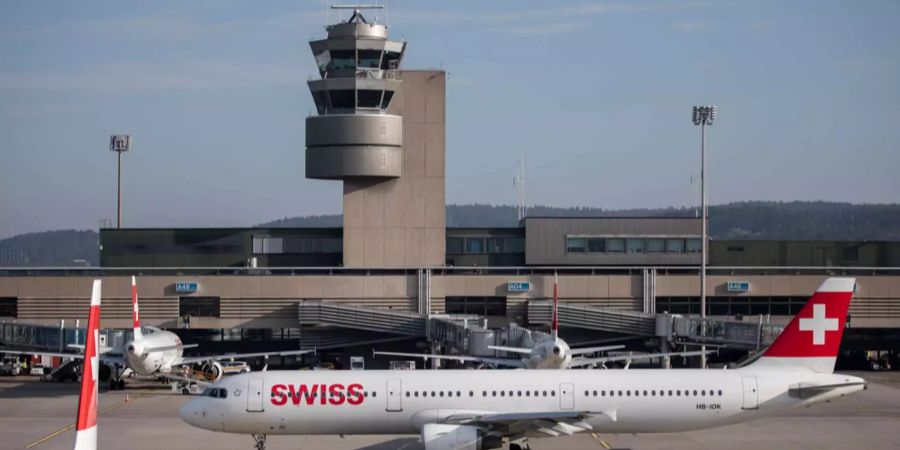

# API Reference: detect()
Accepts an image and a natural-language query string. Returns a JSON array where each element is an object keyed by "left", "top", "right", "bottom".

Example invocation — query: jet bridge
[{"left": 297, "top": 301, "right": 427, "bottom": 336}]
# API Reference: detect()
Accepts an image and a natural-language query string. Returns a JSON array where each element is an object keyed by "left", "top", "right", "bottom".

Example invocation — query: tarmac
[{"left": 1, "top": 371, "right": 899, "bottom": 450}]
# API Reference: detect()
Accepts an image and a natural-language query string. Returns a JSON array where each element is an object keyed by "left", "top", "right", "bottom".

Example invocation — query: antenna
[{"left": 513, "top": 154, "right": 527, "bottom": 222}]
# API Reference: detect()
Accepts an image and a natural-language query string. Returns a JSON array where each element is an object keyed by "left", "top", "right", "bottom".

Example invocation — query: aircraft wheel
[
  {"left": 117, "top": 379, "right": 126, "bottom": 390},
  {"left": 182, "top": 387, "right": 190, "bottom": 395}
]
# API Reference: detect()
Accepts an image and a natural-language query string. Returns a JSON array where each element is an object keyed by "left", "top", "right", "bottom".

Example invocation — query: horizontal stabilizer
[{"left": 788, "top": 381, "right": 866, "bottom": 399}]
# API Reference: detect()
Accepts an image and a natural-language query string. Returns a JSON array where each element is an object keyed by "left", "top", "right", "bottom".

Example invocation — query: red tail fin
[
  {"left": 755, "top": 277, "right": 855, "bottom": 373},
  {"left": 74, "top": 279, "right": 101, "bottom": 450},
  {"left": 131, "top": 276, "right": 142, "bottom": 342}
]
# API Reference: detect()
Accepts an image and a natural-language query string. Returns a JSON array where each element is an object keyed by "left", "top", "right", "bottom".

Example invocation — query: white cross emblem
[{"left": 798, "top": 304, "right": 839, "bottom": 345}]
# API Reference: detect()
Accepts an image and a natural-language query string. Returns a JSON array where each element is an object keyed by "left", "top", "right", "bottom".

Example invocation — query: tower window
[
  {"left": 357, "top": 50, "right": 382, "bottom": 69},
  {"left": 381, "top": 90, "right": 395, "bottom": 109},
  {"left": 328, "top": 90, "right": 355, "bottom": 109},
  {"left": 329, "top": 50, "right": 355, "bottom": 71},
  {"left": 357, "top": 90, "right": 383, "bottom": 108}
]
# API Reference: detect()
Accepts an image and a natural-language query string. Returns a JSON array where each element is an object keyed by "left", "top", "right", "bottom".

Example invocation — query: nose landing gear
[{"left": 251, "top": 434, "right": 267, "bottom": 450}]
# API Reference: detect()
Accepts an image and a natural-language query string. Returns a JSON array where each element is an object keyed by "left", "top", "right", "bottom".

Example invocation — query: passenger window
[
  {"left": 500, "top": 391, "right": 505, "bottom": 397},
  {"left": 701, "top": 390, "right": 706, "bottom": 396},
  {"left": 526, "top": 391, "right": 531, "bottom": 397},
  {"left": 542, "top": 391, "right": 547, "bottom": 397},
  {"left": 718, "top": 390, "right": 723, "bottom": 396},
  {"left": 492, "top": 391, "right": 497, "bottom": 397},
  {"left": 483, "top": 391, "right": 487, "bottom": 397},
  {"left": 372, "top": 392, "right": 377, "bottom": 398},
  {"left": 439, "top": 391, "right": 444, "bottom": 397},
  {"left": 414, "top": 391, "right": 419, "bottom": 397},
  {"left": 469, "top": 391, "right": 474, "bottom": 397},
  {"left": 651, "top": 390, "right": 656, "bottom": 396},
  {"left": 517, "top": 390, "right": 522, "bottom": 397},
  {"left": 618, "top": 390, "right": 623, "bottom": 396},
  {"left": 643, "top": 390, "right": 648, "bottom": 396},
  {"left": 551, "top": 391, "right": 556, "bottom": 397},
  {"left": 668, "top": 390, "right": 673, "bottom": 396},
  {"left": 677, "top": 390, "right": 681, "bottom": 396},
  {"left": 601, "top": 390, "right": 606, "bottom": 397},
  {"left": 693, "top": 390, "right": 698, "bottom": 396},
  {"left": 457, "top": 391, "right": 462, "bottom": 397},
  {"left": 626, "top": 390, "right": 631, "bottom": 396}
]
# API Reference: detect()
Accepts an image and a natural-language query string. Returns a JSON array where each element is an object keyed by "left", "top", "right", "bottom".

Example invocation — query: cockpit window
[{"left": 202, "top": 387, "right": 228, "bottom": 398}]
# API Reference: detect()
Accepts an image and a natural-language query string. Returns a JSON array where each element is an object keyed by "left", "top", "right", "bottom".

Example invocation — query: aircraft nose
[{"left": 180, "top": 398, "right": 205, "bottom": 428}]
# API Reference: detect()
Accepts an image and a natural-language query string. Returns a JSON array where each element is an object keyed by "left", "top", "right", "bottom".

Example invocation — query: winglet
[
  {"left": 131, "top": 275, "right": 142, "bottom": 342},
  {"left": 74, "top": 279, "right": 101, "bottom": 450}
]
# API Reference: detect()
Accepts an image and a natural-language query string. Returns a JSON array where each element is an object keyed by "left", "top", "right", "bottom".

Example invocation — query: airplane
[
  {"left": 73, "top": 279, "right": 101, "bottom": 450},
  {"left": 36, "top": 276, "right": 314, "bottom": 390},
  {"left": 180, "top": 277, "right": 866, "bottom": 450},
  {"left": 374, "top": 274, "right": 709, "bottom": 369}
]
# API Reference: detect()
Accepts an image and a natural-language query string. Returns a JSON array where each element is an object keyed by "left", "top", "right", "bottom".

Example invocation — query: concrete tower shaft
[{"left": 305, "top": 8, "right": 407, "bottom": 179}]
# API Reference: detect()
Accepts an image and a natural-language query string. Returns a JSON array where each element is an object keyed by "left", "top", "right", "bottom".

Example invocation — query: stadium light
[{"left": 692, "top": 105, "right": 716, "bottom": 368}]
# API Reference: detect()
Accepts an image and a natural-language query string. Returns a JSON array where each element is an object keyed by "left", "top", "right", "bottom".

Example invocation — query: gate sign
[
  {"left": 507, "top": 281, "right": 532, "bottom": 293},
  {"left": 176, "top": 282, "right": 199, "bottom": 293},
  {"left": 727, "top": 281, "right": 750, "bottom": 293}
]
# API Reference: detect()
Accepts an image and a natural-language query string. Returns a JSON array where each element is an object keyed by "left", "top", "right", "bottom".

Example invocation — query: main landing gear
[
  {"left": 251, "top": 434, "right": 267, "bottom": 450},
  {"left": 107, "top": 364, "right": 126, "bottom": 390},
  {"left": 509, "top": 437, "right": 531, "bottom": 450}
]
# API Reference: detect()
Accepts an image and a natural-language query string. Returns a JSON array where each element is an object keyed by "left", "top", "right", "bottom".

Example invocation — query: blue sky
[{"left": 1, "top": 1, "right": 898, "bottom": 238}]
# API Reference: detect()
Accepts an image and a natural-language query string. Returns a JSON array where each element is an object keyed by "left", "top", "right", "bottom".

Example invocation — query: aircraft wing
[
  {"left": 158, "top": 371, "right": 213, "bottom": 388},
  {"left": 373, "top": 351, "right": 525, "bottom": 368},
  {"left": 568, "top": 350, "right": 714, "bottom": 368},
  {"left": 486, "top": 345, "right": 532, "bottom": 355},
  {"left": 568, "top": 344, "right": 626, "bottom": 356},
  {"left": 788, "top": 381, "right": 867, "bottom": 399},
  {"left": 439, "top": 409, "right": 616, "bottom": 437},
  {"left": 178, "top": 349, "right": 314, "bottom": 365}
]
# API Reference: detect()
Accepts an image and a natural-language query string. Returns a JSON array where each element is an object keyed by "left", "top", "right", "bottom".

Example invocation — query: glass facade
[
  {"left": 179, "top": 296, "right": 221, "bottom": 318},
  {"left": 656, "top": 296, "right": 808, "bottom": 316},
  {"left": 566, "top": 235, "right": 703, "bottom": 255},
  {"left": 0, "top": 297, "right": 16, "bottom": 317},
  {"left": 445, "top": 297, "right": 507, "bottom": 316}
]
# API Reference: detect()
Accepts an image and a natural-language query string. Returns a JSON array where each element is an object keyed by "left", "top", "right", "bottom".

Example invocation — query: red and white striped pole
[
  {"left": 131, "top": 276, "right": 142, "bottom": 342},
  {"left": 74, "top": 279, "right": 101, "bottom": 450},
  {"left": 551, "top": 273, "right": 559, "bottom": 341}
]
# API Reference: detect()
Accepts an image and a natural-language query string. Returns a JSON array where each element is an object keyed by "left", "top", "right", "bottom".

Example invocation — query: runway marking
[
  {"left": 591, "top": 432, "right": 612, "bottom": 449},
  {"left": 24, "top": 396, "right": 136, "bottom": 448}
]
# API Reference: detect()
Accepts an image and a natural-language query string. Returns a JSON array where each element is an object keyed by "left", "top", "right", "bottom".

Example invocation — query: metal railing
[{"left": 2, "top": 266, "right": 898, "bottom": 277}]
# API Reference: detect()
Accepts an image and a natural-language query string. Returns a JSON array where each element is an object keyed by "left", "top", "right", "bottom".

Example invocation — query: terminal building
[{"left": 1, "top": 9, "right": 898, "bottom": 368}]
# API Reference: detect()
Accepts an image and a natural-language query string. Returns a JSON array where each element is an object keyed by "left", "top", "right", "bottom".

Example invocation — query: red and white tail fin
[
  {"left": 74, "top": 279, "right": 101, "bottom": 450},
  {"left": 131, "top": 276, "right": 142, "bottom": 342},
  {"left": 551, "top": 273, "right": 559, "bottom": 341},
  {"left": 753, "top": 277, "right": 855, "bottom": 373}
]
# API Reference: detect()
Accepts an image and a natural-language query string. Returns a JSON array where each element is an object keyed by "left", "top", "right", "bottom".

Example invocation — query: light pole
[
  {"left": 109, "top": 135, "right": 132, "bottom": 229},
  {"left": 692, "top": 105, "right": 716, "bottom": 368}
]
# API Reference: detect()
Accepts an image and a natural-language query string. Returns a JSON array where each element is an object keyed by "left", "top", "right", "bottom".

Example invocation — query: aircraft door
[
  {"left": 247, "top": 378, "right": 265, "bottom": 412},
  {"left": 386, "top": 377, "right": 402, "bottom": 412},
  {"left": 559, "top": 383, "right": 574, "bottom": 410},
  {"left": 741, "top": 376, "right": 758, "bottom": 410}
]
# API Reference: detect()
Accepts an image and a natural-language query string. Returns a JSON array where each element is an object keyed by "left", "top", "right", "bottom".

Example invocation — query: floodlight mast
[
  {"left": 109, "top": 135, "right": 132, "bottom": 229},
  {"left": 692, "top": 105, "right": 716, "bottom": 368}
]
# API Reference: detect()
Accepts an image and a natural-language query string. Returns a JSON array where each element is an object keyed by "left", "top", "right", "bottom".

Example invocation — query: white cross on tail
[{"left": 798, "top": 304, "right": 839, "bottom": 345}]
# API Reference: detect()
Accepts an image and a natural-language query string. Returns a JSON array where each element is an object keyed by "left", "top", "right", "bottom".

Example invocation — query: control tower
[{"left": 306, "top": 5, "right": 446, "bottom": 267}]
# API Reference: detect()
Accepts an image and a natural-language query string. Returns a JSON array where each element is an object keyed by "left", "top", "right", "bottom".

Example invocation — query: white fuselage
[
  {"left": 523, "top": 337, "right": 571, "bottom": 369},
  {"left": 124, "top": 329, "right": 183, "bottom": 376},
  {"left": 180, "top": 367, "right": 864, "bottom": 436}
]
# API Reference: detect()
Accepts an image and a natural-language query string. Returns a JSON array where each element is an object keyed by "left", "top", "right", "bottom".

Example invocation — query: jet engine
[
  {"left": 421, "top": 424, "right": 501, "bottom": 450},
  {"left": 199, "top": 361, "right": 223, "bottom": 382}
]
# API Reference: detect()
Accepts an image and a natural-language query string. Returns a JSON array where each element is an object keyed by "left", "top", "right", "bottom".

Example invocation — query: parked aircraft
[
  {"left": 181, "top": 278, "right": 865, "bottom": 450},
  {"left": 375, "top": 274, "right": 708, "bottom": 369},
  {"left": 40, "top": 276, "right": 313, "bottom": 389}
]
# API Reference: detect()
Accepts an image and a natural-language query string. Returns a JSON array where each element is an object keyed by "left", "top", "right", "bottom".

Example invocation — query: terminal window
[
  {"left": 179, "top": 296, "right": 220, "bottom": 318},
  {"left": 446, "top": 297, "right": 507, "bottom": 316},
  {"left": 0, "top": 297, "right": 16, "bottom": 317}
]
